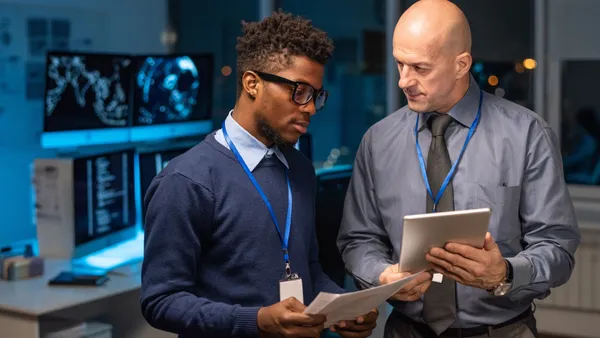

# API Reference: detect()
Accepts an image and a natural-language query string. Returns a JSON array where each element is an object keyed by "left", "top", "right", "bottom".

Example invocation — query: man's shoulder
[
  {"left": 484, "top": 93, "right": 551, "bottom": 136},
  {"left": 371, "top": 105, "right": 414, "bottom": 131},
  {"left": 157, "top": 134, "right": 228, "bottom": 187},
  {"left": 361, "top": 105, "right": 414, "bottom": 147}
]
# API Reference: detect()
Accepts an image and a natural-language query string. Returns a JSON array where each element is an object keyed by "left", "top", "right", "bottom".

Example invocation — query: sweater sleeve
[{"left": 140, "top": 172, "right": 260, "bottom": 337}]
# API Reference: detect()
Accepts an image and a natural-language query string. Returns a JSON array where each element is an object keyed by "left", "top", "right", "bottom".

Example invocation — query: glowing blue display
[{"left": 133, "top": 55, "right": 212, "bottom": 126}]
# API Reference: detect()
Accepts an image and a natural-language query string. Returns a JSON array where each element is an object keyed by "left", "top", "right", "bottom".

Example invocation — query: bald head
[
  {"left": 395, "top": 0, "right": 471, "bottom": 57},
  {"left": 392, "top": 0, "right": 473, "bottom": 113}
]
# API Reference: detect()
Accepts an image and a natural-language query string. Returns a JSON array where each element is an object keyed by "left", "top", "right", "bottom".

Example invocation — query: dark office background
[{"left": 1, "top": 0, "right": 599, "bottom": 266}]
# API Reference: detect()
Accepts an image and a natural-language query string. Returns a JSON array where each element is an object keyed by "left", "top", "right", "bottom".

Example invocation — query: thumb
[
  {"left": 483, "top": 232, "right": 497, "bottom": 251},
  {"left": 284, "top": 297, "right": 306, "bottom": 312}
]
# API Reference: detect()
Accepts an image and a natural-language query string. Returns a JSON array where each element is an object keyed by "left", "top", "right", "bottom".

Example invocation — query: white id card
[{"left": 280, "top": 276, "right": 304, "bottom": 304}]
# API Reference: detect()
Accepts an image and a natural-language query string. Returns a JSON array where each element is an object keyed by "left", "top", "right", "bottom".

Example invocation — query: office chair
[{"left": 314, "top": 164, "right": 353, "bottom": 288}]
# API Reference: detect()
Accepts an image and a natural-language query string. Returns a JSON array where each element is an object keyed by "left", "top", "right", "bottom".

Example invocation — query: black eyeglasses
[{"left": 254, "top": 71, "right": 328, "bottom": 111}]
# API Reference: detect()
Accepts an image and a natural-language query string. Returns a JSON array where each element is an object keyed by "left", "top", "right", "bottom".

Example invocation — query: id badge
[{"left": 280, "top": 273, "right": 303, "bottom": 304}]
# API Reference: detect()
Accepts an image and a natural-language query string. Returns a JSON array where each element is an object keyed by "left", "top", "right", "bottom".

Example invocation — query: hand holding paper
[
  {"left": 379, "top": 264, "right": 433, "bottom": 301},
  {"left": 304, "top": 270, "right": 429, "bottom": 327},
  {"left": 257, "top": 297, "right": 326, "bottom": 337},
  {"left": 329, "top": 308, "right": 378, "bottom": 338}
]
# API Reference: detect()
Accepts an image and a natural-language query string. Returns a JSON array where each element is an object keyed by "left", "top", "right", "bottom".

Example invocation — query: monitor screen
[
  {"left": 138, "top": 147, "right": 190, "bottom": 221},
  {"left": 132, "top": 54, "right": 213, "bottom": 126},
  {"left": 43, "top": 52, "right": 133, "bottom": 132},
  {"left": 73, "top": 150, "right": 136, "bottom": 247}
]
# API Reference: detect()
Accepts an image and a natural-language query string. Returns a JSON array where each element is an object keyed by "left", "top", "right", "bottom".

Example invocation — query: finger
[
  {"left": 382, "top": 271, "right": 411, "bottom": 284},
  {"left": 334, "top": 323, "right": 377, "bottom": 337},
  {"left": 357, "top": 309, "right": 378, "bottom": 324},
  {"left": 444, "top": 242, "right": 483, "bottom": 261},
  {"left": 430, "top": 259, "right": 472, "bottom": 281},
  {"left": 418, "top": 280, "right": 432, "bottom": 294},
  {"left": 401, "top": 292, "right": 422, "bottom": 302},
  {"left": 285, "top": 324, "right": 324, "bottom": 338},
  {"left": 336, "top": 320, "right": 377, "bottom": 332},
  {"left": 281, "top": 312, "right": 327, "bottom": 326},
  {"left": 387, "top": 263, "right": 400, "bottom": 274},
  {"left": 393, "top": 287, "right": 422, "bottom": 301},
  {"left": 284, "top": 297, "right": 307, "bottom": 313},
  {"left": 427, "top": 250, "right": 478, "bottom": 273},
  {"left": 431, "top": 265, "right": 468, "bottom": 285},
  {"left": 333, "top": 330, "right": 375, "bottom": 338},
  {"left": 483, "top": 232, "right": 498, "bottom": 251},
  {"left": 399, "top": 271, "right": 433, "bottom": 292}
]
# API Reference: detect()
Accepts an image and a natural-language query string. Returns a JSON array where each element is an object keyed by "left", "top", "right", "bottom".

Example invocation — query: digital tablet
[{"left": 398, "top": 208, "right": 491, "bottom": 273}]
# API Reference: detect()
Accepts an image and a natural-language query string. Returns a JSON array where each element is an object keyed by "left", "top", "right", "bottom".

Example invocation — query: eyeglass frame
[{"left": 251, "top": 71, "right": 329, "bottom": 110}]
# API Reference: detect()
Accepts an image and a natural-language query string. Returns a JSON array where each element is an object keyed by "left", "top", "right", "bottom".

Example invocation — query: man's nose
[
  {"left": 398, "top": 69, "right": 416, "bottom": 90},
  {"left": 300, "top": 97, "right": 317, "bottom": 116}
]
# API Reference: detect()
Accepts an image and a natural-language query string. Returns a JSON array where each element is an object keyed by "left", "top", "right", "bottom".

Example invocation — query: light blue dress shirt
[
  {"left": 215, "top": 111, "right": 289, "bottom": 171},
  {"left": 337, "top": 76, "right": 581, "bottom": 328}
]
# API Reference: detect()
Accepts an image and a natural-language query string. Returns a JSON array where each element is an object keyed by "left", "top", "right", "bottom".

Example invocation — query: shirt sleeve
[
  {"left": 140, "top": 172, "right": 260, "bottom": 337},
  {"left": 337, "top": 129, "right": 394, "bottom": 288},
  {"left": 505, "top": 126, "right": 581, "bottom": 300}
]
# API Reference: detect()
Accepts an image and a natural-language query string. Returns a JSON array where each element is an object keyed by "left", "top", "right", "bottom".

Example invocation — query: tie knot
[{"left": 430, "top": 114, "right": 454, "bottom": 136}]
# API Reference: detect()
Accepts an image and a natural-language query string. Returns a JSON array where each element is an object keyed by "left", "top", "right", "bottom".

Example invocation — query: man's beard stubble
[{"left": 256, "top": 117, "right": 293, "bottom": 149}]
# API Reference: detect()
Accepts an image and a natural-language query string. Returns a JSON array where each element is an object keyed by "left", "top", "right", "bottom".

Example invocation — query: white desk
[{"left": 0, "top": 259, "right": 174, "bottom": 338}]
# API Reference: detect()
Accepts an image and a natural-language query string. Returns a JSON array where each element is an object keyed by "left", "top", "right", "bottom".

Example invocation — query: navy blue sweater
[{"left": 140, "top": 133, "right": 344, "bottom": 337}]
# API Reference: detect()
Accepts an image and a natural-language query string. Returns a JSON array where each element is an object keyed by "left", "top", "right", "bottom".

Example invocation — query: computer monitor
[
  {"left": 130, "top": 54, "right": 214, "bottom": 142},
  {"left": 41, "top": 51, "right": 134, "bottom": 148},
  {"left": 138, "top": 146, "right": 191, "bottom": 222},
  {"left": 34, "top": 149, "right": 137, "bottom": 259},
  {"left": 73, "top": 150, "right": 137, "bottom": 254}
]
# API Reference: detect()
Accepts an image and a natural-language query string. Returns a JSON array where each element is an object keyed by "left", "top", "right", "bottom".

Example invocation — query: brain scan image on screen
[
  {"left": 43, "top": 54, "right": 132, "bottom": 132},
  {"left": 133, "top": 55, "right": 212, "bottom": 125}
]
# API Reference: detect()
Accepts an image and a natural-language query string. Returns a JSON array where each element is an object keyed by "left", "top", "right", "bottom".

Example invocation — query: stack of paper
[{"left": 305, "top": 271, "right": 425, "bottom": 327}]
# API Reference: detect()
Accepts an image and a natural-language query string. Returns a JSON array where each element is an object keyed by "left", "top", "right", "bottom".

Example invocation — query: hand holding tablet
[
  {"left": 398, "top": 207, "right": 509, "bottom": 291},
  {"left": 399, "top": 208, "right": 491, "bottom": 273}
]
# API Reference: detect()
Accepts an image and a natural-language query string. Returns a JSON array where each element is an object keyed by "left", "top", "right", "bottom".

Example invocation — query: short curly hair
[{"left": 235, "top": 10, "right": 334, "bottom": 98}]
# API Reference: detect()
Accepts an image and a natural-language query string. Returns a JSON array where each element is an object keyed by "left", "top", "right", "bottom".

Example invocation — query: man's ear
[
  {"left": 455, "top": 52, "right": 472, "bottom": 79},
  {"left": 242, "top": 71, "right": 260, "bottom": 99}
]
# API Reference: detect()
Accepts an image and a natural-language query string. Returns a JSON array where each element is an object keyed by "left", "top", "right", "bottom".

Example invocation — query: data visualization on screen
[
  {"left": 43, "top": 52, "right": 133, "bottom": 132},
  {"left": 132, "top": 54, "right": 213, "bottom": 126}
]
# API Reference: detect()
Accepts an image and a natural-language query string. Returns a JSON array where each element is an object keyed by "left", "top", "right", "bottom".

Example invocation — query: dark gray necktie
[{"left": 422, "top": 113, "right": 457, "bottom": 335}]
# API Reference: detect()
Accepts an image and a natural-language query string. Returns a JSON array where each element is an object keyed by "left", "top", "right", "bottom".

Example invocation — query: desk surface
[{"left": 0, "top": 259, "right": 141, "bottom": 316}]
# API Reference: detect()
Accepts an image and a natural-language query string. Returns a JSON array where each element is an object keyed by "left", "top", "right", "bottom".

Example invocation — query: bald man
[{"left": 337, "top": 1, "right": 580, "bottom": 337}]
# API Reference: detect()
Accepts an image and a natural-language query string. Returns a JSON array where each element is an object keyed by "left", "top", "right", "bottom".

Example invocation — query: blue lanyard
[
  {"left": 222, "top": 121, "right": 293, "bottom": 273},
  {"left": 414, "top": 89, "right": 483, "bottom": 212}
]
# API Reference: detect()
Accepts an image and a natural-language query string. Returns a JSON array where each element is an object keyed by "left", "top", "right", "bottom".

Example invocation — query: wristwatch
[{"left": 488, "top": 259, "right": 513, "bottom": 296}]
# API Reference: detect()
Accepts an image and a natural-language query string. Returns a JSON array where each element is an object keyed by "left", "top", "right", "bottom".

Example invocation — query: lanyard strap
[
  {"left": 222, "top": 121, "right": 293, "bottom": 269},
  {"left": 414, "top": 89, "right": 483, "bottom": 212}
]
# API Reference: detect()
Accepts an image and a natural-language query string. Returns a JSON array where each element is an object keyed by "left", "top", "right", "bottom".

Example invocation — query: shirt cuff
[
  {"left": 232, "top": 306, "right": 261, "bottom": 336},
  {"left": 505, "top": 256, "right": 533, "bottom": 292},
  {"left": 372, "top": 261, "right": 394, "bottom": 286}
]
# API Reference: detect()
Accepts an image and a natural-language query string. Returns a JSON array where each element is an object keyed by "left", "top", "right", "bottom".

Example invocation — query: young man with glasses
[{"left": 140, "top": 10, "right": 378, "bottom": 338}]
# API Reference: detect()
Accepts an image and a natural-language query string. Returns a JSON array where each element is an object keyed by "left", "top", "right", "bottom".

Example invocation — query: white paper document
[{"left": 304, "top": 271, "right": 426, "bottom": 327}]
